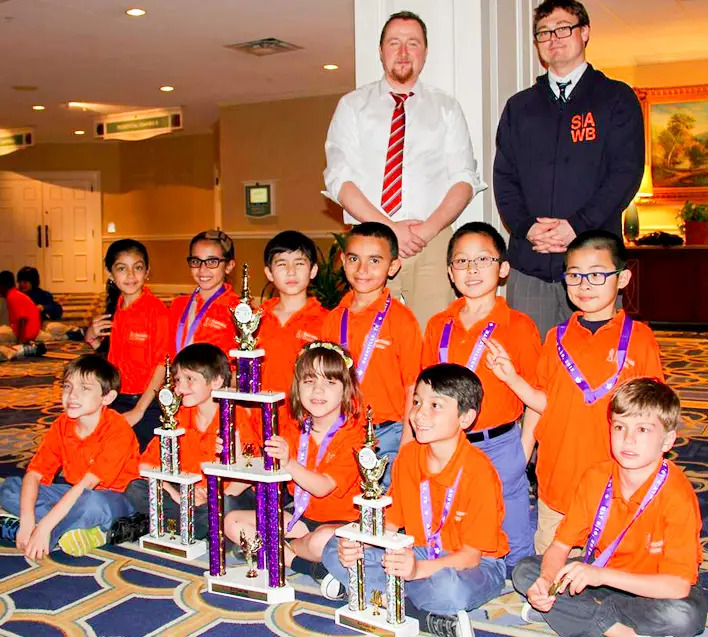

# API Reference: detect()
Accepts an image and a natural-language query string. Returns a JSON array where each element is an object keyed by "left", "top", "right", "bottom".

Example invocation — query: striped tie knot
[{"left": 391, "top": 92, "right": 413, "bottom": 108}]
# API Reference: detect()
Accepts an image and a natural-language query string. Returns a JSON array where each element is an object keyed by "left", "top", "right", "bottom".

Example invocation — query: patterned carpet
[{"left": 0, "top": 294, "right": 707, "bottom": 636}]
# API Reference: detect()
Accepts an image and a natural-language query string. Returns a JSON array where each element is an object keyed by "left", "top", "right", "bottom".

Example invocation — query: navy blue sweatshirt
[{"left": 493, "top": 65, "right": 644, "bottom": 282}]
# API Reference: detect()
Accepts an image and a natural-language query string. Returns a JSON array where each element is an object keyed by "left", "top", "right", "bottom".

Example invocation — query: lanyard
[
  {"left": 556, "top": 314, "right": 633, "bottom": 404},
  {"left": 585, "top": 460, "right": 668, "bottom": 567},
  {"left": 438, "top": 320, "right": 497, "bottom": 371},
  {"left": 420, "top": 467, "right": 463, "bottom": 560},
  {"left": 286, "top": 414, "right": 347, "bottom": 532},
  {"left": 340, "top": 294, "right": 391, "bottom": 383},
  {"left": 175, "top": 285, "right": 226, "bottom": 352}
]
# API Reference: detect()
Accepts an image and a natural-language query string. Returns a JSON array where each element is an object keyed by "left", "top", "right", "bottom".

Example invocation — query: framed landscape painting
[{"left": 635, "top": 84, "right": 708, "bottom": 199}]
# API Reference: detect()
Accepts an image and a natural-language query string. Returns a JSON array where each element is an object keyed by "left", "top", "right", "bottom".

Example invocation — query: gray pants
[
  {"left": 512, "top": 556, "right": 707, "bottom": 637},
  {"left": 506, "top": 268, "right": 573, "bottom": 341}
]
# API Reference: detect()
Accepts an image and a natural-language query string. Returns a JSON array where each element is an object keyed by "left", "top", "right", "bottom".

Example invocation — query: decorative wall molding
[{"left": 101, "top": 230, "right": 345, "bottom": 242}]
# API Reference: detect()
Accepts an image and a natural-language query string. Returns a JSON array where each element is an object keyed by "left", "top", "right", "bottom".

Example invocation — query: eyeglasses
[
  {"left": 186, "top": 257, "right": 227, "bottom": 269},
  {"left": 563, "top": 270, "right": 621, "bottom": 286},
  {"left": 449, "top": 256, "right": 501, "bottom": 271},
  {"left": 534, "top": 23, "right": 582, "bottom": 42}
]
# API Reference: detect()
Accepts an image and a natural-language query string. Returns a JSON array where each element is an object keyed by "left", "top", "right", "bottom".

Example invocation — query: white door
[{"left": 0, "top": 174, "right": 44, "bottom": 274}]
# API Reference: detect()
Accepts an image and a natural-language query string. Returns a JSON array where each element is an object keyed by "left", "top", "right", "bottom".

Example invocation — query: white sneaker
[
  {"left": 320, "top": 573, "right": 345, "bottom": 600},
  {"left": 520, "top": 601, "right": 545, "bottom": 623},
  {"left": 456, "top": 610, "right": 474, "bottom": 637}
]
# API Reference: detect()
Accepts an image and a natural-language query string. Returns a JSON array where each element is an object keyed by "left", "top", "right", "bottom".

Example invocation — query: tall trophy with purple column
[
  {"left": 200, "top": 264, "right": 295, "bottom": 604},
  {"left": 333, "top": 407, "right": 419, "bottom": 636},
  {"left": 138, "top": 356, "right": 207, "bottom": 560}
]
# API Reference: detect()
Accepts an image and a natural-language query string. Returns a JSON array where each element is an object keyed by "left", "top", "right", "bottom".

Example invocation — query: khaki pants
[
  {"left": 535, "top": 499, "right": 565, "bottom": 554},
  {"left": 388, "top": 226, "right": 455, "bottom": 329}
]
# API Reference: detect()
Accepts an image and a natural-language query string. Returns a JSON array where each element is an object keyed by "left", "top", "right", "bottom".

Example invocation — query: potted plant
[{"left": 677, "top": 201, "right": 708, "bottom": 246}]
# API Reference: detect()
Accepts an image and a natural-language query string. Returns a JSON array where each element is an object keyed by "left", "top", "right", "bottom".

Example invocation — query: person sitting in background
[
  {"left": 0, "top": 270, "right": 44, "bottom": 361},
  {"left": 17, "top": 266, "right": 63, "bottom": 321}
]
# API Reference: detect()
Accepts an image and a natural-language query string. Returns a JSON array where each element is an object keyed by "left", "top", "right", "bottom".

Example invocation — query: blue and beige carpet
[{"left": 0, "top": 295, "right": 706, "bottom": 636}]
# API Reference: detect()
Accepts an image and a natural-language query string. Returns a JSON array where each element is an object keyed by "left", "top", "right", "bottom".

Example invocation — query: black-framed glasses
[
  {"left": 450, "top": 256, "right": 501, "bottom": 271},
  {"left": 563, "top": 270, "right": 621, "bottom": 286},
  {"left": 186, "top": 256, "right": 227, "bottom": 269},
  {"left": 534, "top": 23, "right": 582, "bottom": 42}
]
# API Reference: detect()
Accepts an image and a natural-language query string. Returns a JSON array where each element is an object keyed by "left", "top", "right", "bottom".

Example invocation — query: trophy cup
[
  {"left": 240, "top": 530, "right": 263, "bottom": 578},
  {"left": 333, "top": 406, "right": 419, "bottom": 636},
  {"left": 201, "top": 264, "right": 294, "bottom": 604},
  {"left": 138, "top": 356, "right": 207, "bottom": 560}
]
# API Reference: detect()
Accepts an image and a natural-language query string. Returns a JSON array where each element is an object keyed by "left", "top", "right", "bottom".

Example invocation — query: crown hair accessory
[{"left": 302, "top": 341, "right": 354, "bottom": 369}]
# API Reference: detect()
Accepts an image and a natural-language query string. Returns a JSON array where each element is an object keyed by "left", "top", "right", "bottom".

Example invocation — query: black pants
[
  {"left": 512, "top": 556, "right": 707, "bottom": 637},
  {"left": 112, "top": 393, "right": 161, "bottom": 452}
]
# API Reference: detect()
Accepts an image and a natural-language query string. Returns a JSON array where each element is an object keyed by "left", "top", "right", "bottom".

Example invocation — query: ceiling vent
[{"left": 225, "top": 37, "right": 303, "bottom": 57}]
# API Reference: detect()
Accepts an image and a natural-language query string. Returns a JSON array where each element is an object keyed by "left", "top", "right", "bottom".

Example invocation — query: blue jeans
[
  {"left": 375, "top": 420, "right": 403, "bottom": 490},
  {"left": 470, "top": 424, "right": 533, "bottom": 572},
  {"left": 322, "top": 535, "right": 506, "bottom": 616},
  {"left": 0, "top": 477, "right": 136, "bottom": 549}
]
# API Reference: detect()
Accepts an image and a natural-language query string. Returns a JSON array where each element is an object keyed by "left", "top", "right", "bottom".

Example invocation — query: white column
[{"left": 354, "top": 0, "right": 542, "bottom": 233}]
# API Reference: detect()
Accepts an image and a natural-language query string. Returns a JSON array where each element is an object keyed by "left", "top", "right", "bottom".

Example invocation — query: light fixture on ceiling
[
  {"left": 74, "top": 130, "right": 86, "bottom": 136},
  {"left": 225, "top": 37, "right": 303, "bottom": 57},
  {"left": 159, "top": 85, "right": 174, "bottom": 92},
  {"left": 323, "top": 64, "right": 339, "bottom": 71},
  {"left": 125, "top": 8, "right": 146, "bottom": 17},
  {"left": 32, "top": 105, "right": 45, "bottom": 111}
]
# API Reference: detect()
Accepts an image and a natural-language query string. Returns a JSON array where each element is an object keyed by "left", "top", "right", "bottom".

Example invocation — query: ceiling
[{"left": 1, "top": 0, "right": 706, "bottom": 143}]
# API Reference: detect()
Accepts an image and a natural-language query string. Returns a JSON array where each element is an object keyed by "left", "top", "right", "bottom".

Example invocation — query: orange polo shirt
[
  {"left": 535, "top": 311, "right": 664, "bottom": 514},
  {"left": 107, "top": 288, "right": 169, "bottom": 394},
  {"left": 169, "top": 283, "right": 240, "bottom": 358},
  {"left": 6, "top": 287, "right": 41, "bottom": 342},
  {"left": 27, "top": 408, "right": 140, "bottom": 492},
  {"left": 423, "top": 297, "right": 541, "bottom": 431},
  {"left": 322, "top": 289, "right": 422, "bottom": 423},
  {"left": 140, "top": 405, "right": 219, "bottom": 486},
  {"left": 387, "top": 432, "right": 509, "bottom": 557},
  {"left": 556, "top": 460, "right": 702, "bottom": 584},
  {"left": 258, "top": 296, "right": 328, "bottom": 394},
  {"left": 284, "top": 414, "right": 364, "bottom": 523}
]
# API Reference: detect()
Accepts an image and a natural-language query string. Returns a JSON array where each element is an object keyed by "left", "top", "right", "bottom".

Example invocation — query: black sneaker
[
  {"left": 0, "top": 515, "right": 19, "bottom": 543},
  {"left": 66, "top": 327, "right": 86, "bottom": 342},
  {"left": 22, "top": 342, "right": 47, "bottom": 358},
  {"left": 424, "top": 611, "right": 473, "bottom": 637},
  {"left": 107, "top": 513, "right": 148, "bottom": 544}
]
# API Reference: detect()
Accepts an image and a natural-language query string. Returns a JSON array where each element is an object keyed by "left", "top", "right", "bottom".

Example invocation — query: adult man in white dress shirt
[{"left": 324, "top": 10, "right": 486, "bottom": 327}]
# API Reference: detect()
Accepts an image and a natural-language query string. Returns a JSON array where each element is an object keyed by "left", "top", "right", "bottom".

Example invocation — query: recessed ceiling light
[
  {"left": 159, "top": 85, "right": 175, "bottom": 92},
  {"left": 32, "top": 105, "right": 45, "bottom": 111},
  {"left": 74, "top": 130, "right": 86, "bottom": 136},
  {"left": 125, "top": 8, "right": 146, "bottom": 17},
  {"left": 323, "top": 64, "right": 339, "bottom": 71}
]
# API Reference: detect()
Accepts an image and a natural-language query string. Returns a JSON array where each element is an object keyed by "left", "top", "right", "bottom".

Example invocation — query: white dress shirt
[
  {"left": 548, "top": 61, "right": 588, "bottom": 100},
  {"left": 324, "top": 78, "right": 487, "bottom": 225}
]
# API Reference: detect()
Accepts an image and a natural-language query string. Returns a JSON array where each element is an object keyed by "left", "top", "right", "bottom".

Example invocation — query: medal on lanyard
[
  {"left": 439, "top": 320, "right": 496, "bottom": 370},
  {"left": 175, "top": 285, "right": 227, "bottom": 351},
  {"left": 420, "top": 467, "right": 463, "bottom": 559},
  {"left": 340, "top": 294, "right": 391, "bottom": 382}
]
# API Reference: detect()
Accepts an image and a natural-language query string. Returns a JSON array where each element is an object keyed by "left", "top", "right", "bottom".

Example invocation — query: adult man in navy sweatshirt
[{"left": 493, "top": 0, "right": 644, "bottom": 338}]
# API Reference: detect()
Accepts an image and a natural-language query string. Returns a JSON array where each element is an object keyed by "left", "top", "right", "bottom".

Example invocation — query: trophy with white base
[
  {"left": 201, "top": 264, "right": 295, "bottom": 604},
  {"left": 139, "top": 357, "right": 207, "bottom": 560},
  {"left": 334, "top": 407, "right": 420, "bottom": 636}
]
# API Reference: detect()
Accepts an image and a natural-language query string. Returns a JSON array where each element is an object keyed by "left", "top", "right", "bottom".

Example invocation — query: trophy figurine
[
  {"left": 240, "top": 530, "right": 263, "bottom": 579},
  {"left": 202, "top": 283, "right": 295, "bottom": 605},
  {"left": 137, "top": 358, "right": 207, "bottom": 560},
  {"left": 334, "top": 405, "right": 419, "bottom": 636}
]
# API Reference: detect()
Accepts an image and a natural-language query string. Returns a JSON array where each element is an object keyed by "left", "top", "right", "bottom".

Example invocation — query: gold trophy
[
  {"left": 357, "top": 406, "right": 388, "bottom": 500},
  {"left": 156, "top": 355, "right": 181, "bottom": 430},
  {"left": 230, "top": 264, "right": 263, "bottom": 351},
  {"left": 167, "top": 519, "right": 177, "bottom": 541},
  {"left": 242, "top": 443, "right": 256, "bottom": 468},
  {"left": 239, "top": 530, "right": 264, "bottom": 578},
  {"left": 371, "top": 590, "right": 383, "bottom": 616}
]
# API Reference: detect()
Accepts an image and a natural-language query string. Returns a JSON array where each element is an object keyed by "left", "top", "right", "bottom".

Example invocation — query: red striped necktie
[{"left": 381, "top": 91, "right": 413, "bottom": 216}]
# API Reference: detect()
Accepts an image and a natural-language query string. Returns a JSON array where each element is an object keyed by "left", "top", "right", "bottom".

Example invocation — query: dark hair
[
  {"left": 0, "top": 270, "right": 15, "bottom": 291},
  {"left": 190, "top": 230, "right": 235, "bottom": 262},
  {"left": 416, "top": 363, "right": 483, "bottom": 415},
  {"left": 379, "top": 10, "right": 428, "bottom": 47},
  {"left": 63, "top": 354, "right": 121, "bottom": 395},
  {"left": 264, "top": 231, "right": 317, "bottom": 268},
  {"left": 173, "top": 343, "right": 231, "bottom": 387},
  {"left": 447, "top": 222, "right": 507, "bottom": 264},
  {"left": 345, "top": 222, "right": 399, "bottom": 260},
  {"left": 609, "top": 378, "right": 682, "bottom": 433},
  {"left": 290, "top": 342, "right": 361, "bottom": 427},
  {"left": 99, "top": 239, "right": 150, "bottom": 354},
  {"left": 17, "top": 266, "right": 40, "bottom": 290},
  {"left": 564, "top": 229, "right": 627, "bottom": 271},
  {"left": 533, "top": 0, "right": 590, "bottom": 33}
]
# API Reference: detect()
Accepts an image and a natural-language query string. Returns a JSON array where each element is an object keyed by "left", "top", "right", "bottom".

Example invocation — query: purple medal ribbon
[
  {"left": 584, "top": 460, "right": 669, "bottom": 567},
  {"left": 438, "top": 320, "right": 497, "bottom": 371},
  {"left": 556, "top": 314, "right": 633, "bottom": 404},
  {"left": 420, "top": 467, "right": 463, "bottom": 560},
  {"left": 340, "top": 294, "right": 392, "bottom": 383},
  {"left": 175, "top": 285, "right": 227, "bottom": 352},
  {"left": 286, "top": 413, "right": 347, "bottom": 532}
]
